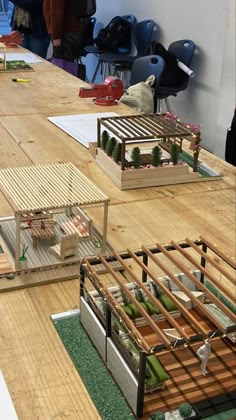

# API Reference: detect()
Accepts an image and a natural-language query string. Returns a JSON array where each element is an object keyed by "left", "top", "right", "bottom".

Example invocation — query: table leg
[{"left": 32, "top": 237, "right": 37, "bottom": 248}]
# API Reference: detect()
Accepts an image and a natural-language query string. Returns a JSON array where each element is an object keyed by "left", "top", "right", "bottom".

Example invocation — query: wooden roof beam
[
  {"left": 113, "top": 250, "right": 188, "bottom": 345},
  {"left": 171, "top": 240, "right": 236, "bottom": 323},
  {"left": 156, "top": 242, "right": 236, "bottom": 328},
  {"left": 171, "top": 239, "right": 235, "bottom": 302},
  {"left": 85, "top": 260, "right": 151, "bottom": 353},
  {"left": 185, "top": 238, "right": 235, "bottom": 286},
  {"left": 200, "top": 236, "right": 236, "bottom": 269},
  {"left": 138, "top": 247, "right": 208, "bottom": 337},
  {"left": 98, "top": 254, "right": 171, "bottom": 348}
]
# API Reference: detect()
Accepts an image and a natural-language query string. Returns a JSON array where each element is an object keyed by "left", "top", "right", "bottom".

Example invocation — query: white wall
[{"left": 86, "top": 0, "right": 235, "bottom": 158}]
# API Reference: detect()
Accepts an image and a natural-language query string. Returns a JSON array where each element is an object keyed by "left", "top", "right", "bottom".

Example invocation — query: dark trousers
[{"left": 22, "top": 33, "right": 51, "bottom": 59}]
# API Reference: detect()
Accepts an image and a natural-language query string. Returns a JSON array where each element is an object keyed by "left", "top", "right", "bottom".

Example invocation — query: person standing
[
  {"left": 196, "top": 340, "right": 211, "bottom": 376},
  {"left": 10, "top": 0, "right": 50, "bottom": 58},
  {"left": 225, "top": 108, "right": 236, "bottom": 166},
  {"left": 43, "top": 0, "right": 87, "bottom": 80}
]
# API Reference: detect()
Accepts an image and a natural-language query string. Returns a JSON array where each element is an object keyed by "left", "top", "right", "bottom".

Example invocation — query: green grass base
[
  {"left": 203, "top": 408, "right": 236, "bottom": 419},
  {"left": 179, "top": 151, "right": 212, "bottom": 177},
  {"left": 54, "top": 316, "right": 135, "bottom": 420}
]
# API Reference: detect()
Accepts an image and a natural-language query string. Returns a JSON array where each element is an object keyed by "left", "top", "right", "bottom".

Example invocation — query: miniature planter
[
  {"left": 151, "top": 404, "right": 201, "bottom": 420},
  {"left": 19, "top": 256, "right": 28, "bottom": 269},
  {"left": 163, "top": 404, "right": 201, "bottom": 419},
  {"left": 96, "top": 149, "right": 199, "bottom": 190}
]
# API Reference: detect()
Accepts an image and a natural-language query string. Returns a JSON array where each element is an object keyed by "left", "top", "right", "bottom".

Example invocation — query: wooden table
[
  {"left": 0, "top": 47, "right": 235, "bottom": 420},
  {"left": 31, "top": 219, "right": 56, "bottom": 248}
]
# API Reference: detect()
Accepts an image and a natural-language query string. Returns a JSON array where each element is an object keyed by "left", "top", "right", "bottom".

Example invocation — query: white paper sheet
[
  {"left": 0, "top": 52, "right": 43, "bottom": 63},
  {"left": 0, "top": 370, "right": 18, "bottom": 420},
  {"left": 48, "top": 112, "right": 119, "bottom": 148}
]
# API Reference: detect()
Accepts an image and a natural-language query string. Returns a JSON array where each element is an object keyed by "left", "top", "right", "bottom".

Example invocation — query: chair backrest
[
  {"left": 93, "top": 20, "right": 104, "bottom": 39},
  {"left": 168, "top": 39, "right": 195, "bottom": 66},
  {"left": 130, "top": 55, "right": 165, "bottom": 86},
  {"left": 117, "top": 14, "right": 137, "bottom": 53},
  {"left": 134, "top": 19, "right": 156, "bottom": 56},
  {"left": 61, "top": 234, "right": 78, "bottom": 258}
]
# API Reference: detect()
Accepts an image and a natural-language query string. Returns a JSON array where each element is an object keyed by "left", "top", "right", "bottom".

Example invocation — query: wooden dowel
[
  {"left": 113, "top": 251, "right": 173, "bottom": 346},
  {"left": 98, "top": 254, "right": 171, "bottom": 347},
  {"left": 185, "top": 238, "right": 235, "bottom": 285},
  {"left": 172, "top": 239, "right": 235, "bottom": 302},
  {"left": 156, "top": 241, "right": 236, "bottom": 327},
  {"left": 85, "top": 260, "right": 151, "bottom": 353},
  {"left": 135, "top": 247, "right": 208, "bottom": 337},
  {"left": 200, "top": 236, "right": 236, "bottom": 269}
]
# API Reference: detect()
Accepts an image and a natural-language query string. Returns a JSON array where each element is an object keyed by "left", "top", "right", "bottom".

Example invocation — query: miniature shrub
[
  {"left": 101, "top": 130, "right": 110, "bottom": 150},
  {"left": 112, "top": 142, "right": 122, "bottom": 163},
  {"left": 179, "top": 402, "right": 193, "bottom": 418},
  {"left": 106, "top": 137, "right": 117, "bottom": 156},
  {"left": 151, "top": 411, "right": 165, "bottom": 420},
  {"left": 131, "top": 146, "right": 141, "bottom": 168},
  {"left": 152, "top": 145, "right": 162, "bottom": 167},
  {"left": 171, "top": 143, "right": 180, "bottom": 165}
]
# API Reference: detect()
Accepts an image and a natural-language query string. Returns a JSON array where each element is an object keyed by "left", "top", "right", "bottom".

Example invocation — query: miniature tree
[
  {"left": 151, "top": 412, "right": 165, "bottom": 420},
  {"left": 131, "top": 146, "right": 141, "bottom": 169},
  {"left": 179, "top": 403, "right": 193, "bottom": 418},
  {"left": 101, "top": 130, "right": 110, "bottom": 150},
  {"left": 112, "top": 142, "right": 122, "bottom": 163},
  {"left": 152, "top": 145, "right": 162, "bottom": 167},
  {"left": 106, "top": 137, "right": 117, "bottom": 156},
  {"left": 171, "top": 143, "right": 180, "bottom": 165}
]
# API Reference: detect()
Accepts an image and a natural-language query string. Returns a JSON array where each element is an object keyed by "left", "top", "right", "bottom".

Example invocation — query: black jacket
[
  {"left": 10, "top": 0, "right": 48, "bottom": 37},
  {"left": 225, "top": 109, "right": 236, "bottom": 166}
]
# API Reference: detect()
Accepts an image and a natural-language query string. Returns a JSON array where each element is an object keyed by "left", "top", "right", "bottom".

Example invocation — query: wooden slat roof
[
  {"left": 83, "top": 238, "right": 236, "bottom": 353},
  {"left": 0, "top": 162, "right": 109, "bottom": 213},
  {"left": 98, "top": 113, "right": 195, "bottom": 142}
]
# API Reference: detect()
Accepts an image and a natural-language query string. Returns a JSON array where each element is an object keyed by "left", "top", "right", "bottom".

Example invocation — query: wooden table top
[
  {"left": 0, "top": 47, "right": 235, "bottom": 420},
  {"left": 31, "top": 219, "right": 55, "bottom": 239}
]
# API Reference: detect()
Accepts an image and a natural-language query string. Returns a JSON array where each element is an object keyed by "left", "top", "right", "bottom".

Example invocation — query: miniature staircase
[{"left": 143, "top": 337, "right": 236, "bottom": 418}]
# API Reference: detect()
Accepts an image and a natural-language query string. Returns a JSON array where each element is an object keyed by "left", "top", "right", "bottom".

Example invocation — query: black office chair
[
  {"left": 101, "top": 19, "right": 156, "bottom": 87},
  {"left": 85, "top": 14, "right": 136, "bottom": 82},
  {"left": 130, "top": 55, "right": 165, "bottom": 85},
  {"left": 155, "top": 39, "right": 196, "bottom": 112},
  {"left": 126, "top": 55, "right": 165, "bottom": 112}
]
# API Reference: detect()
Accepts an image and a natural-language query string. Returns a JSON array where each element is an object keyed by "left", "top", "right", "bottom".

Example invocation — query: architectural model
[
  {"left": 89, "top": 113, "right": 221, "bottom": 190},
  {"left": 80, "top": 237, "right": 236, "bottom": 417},
  {"left": 0, "top": 162, "right": 109, "bottom": 287}
]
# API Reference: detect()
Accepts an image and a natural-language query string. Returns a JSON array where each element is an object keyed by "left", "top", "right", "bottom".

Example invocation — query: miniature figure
[{"left": 196, "top": 340, "right": 211, "bottom": 376}]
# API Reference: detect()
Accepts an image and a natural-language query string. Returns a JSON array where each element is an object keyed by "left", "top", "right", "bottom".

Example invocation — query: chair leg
[
  {"left": 164, "top": 97, "right": 171, "bottom": 112},
  {"left": 156, "top": 99, "right": 161, "bottom": 113},
  {"left": 91, "top": 59, "right": 101, "bottom": 83}
]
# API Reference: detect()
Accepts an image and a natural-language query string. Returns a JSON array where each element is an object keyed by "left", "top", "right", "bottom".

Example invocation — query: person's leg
[
  {"left": 22, "top": 34, "right": 50, "bottom": 59},
  {"left": 21, "top": 33, "right": 29, "bottom": 50}
]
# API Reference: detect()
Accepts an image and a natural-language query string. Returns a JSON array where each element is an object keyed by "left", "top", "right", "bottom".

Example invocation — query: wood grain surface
[{"left": 0, "top": 47, "right": 235, "bottom": 419}]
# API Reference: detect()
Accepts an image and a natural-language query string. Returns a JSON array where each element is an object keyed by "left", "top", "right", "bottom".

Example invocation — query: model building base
[
  {"left": 95, "top": 148, "right": 218, "bottom": 190},
  {"left": 0, "top": 60, "right": 34, "bottom": 72}
]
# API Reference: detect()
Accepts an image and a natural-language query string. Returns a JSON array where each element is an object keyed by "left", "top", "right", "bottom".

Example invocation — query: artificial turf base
[{"left": 53, "top": 316, "right": 135, "bottom": 420}]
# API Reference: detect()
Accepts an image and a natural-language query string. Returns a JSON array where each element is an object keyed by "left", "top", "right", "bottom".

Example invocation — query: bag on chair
[
  {"left": 94, "top": 16, "right": 131, "bottom": 51},
  {"left": 119, "top": 75, "right": 156, "bottom": 113},
  {"left": 151, "top": 42, "right": 183, "bottom": 87},
  {"left": 70, "top": 0, "right": 96, "bottom": 17}
]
